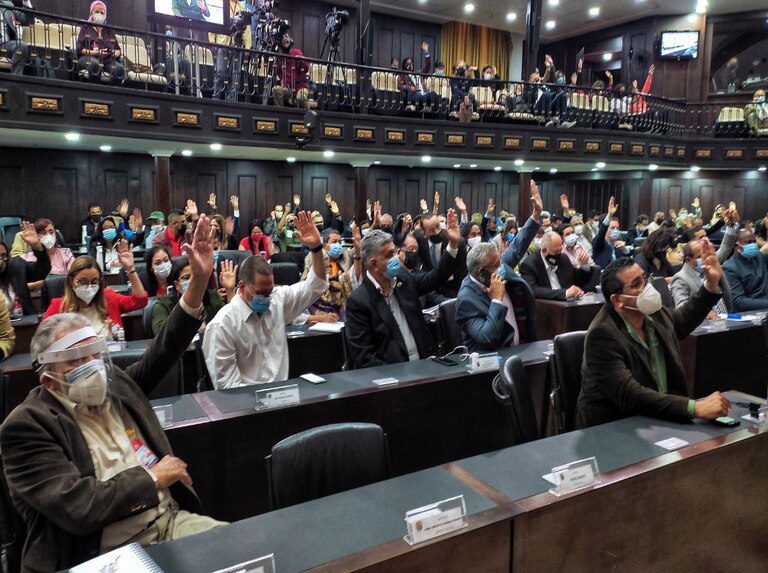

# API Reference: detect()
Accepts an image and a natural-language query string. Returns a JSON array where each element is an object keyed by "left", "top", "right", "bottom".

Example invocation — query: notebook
[{"left": 69, "top": 542, "right": 163, "bottom": 572}]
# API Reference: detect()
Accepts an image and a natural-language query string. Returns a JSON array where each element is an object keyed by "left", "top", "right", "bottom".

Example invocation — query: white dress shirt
[
  {"left": 366, "top": 271, "right": 420, "bottom": 361},
  {"left": 203, "top": 267, "right": 329, "bottom": 388},
  {"left": 541, "top": 251, "right": 561, "bottom": 289}
]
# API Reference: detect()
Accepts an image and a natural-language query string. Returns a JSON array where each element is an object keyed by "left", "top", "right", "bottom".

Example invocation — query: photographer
[
  {"left": 76, "top": 1, "right": 125, "bottom": 83},
  {"left": 209, "top": 0, "right": 251, "bottom": 100},
  {"left": 272, "top": 30, "right": 309, "bottom": 108}
]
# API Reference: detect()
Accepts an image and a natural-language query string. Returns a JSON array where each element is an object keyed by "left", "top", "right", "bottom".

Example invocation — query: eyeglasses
[
  {"left": 622, "top": 273, "right": 649, "bottom": 293},
  {"left": 74, "top": 279, "right": 100, "bottom": 288}
]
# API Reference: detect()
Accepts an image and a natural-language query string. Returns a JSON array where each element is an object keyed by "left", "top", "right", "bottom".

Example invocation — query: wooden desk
[
  {"left": 10, "top": 315, "right": 39, "bottom": 355},
  {"left": 534, "top": 294, "right": 604, "bottom": 340}
]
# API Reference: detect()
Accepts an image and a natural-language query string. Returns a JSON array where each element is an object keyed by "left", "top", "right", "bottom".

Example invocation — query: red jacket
[
  {"left": 629, "top": 73, "right": 653, "bottom": 115},
  {"left": 276, "top": 47, "right": 309, "bottom": 94},
  {"left": 43, "top": 288, "right": 149, "bottom": 330},
  {"left": 239, "top": 236, "right": 272, "bottom": 260}
]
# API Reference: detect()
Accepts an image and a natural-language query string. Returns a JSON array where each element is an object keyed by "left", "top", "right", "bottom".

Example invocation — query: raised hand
[
  {"left": 230, "top": 195, "right": 239, "bottom": 210},
  {"left": 19, "top": 221, "right": 41, "bottom": 250},
  {"left": 207, "top": 192, "right": 217, "bottom": 211},
  {"left": 530, "top": 179, "right": 543, "bottom": 219},
  {"left": 182, "top": 214, "right": 213, "bottom": 280},
  {"left": 294, "top": 211, "right": 322, "bottom": 248},
  {"left": 607, "top": 196, "right": 618, "bottom": 218},
  {"left": 421, "top": 42, "right": 428, "bottom": 52},
  {"left": 454, "top": 196, "right": 467, "bottom": 213},
  {"left": 325, "top": 192, "right": 332, "bottom": 205},
  {"left": 487, "top": 198, "right": 495, "bottom": 214},
  {"left": 373, "top": 200, "right": 382, "bottom": 227},
  {"left": 445, "top": 208, "right": 461, "bottom": 248},
  {"left": 224, "top": 215, "right": 234, "bottom": 237},
  {"left": 419, "top": 198, "right": 428, "bottom": 213},
  {"left": 352, "top": 223, "right": 362, "bottom": 256},
  {"left": 692, "top": 197, "right": 700, "bottom": 208},
  {"left": 185, "top": 199, "right": 198, "bottom": 219},
  {"left": 669, "top": 208, "right": 677, "bottom": 219},
  {"left": 577, "top": 249, "right": 589, "bottom": 265},
  {"left": 605, "top": 70, "right": 613, "bottom": 80},
  {"left": 293, "top": 193, "right": 301, "bottom": 207},
  {"left": 130, "top": 208, "right": 143, "bottom": 231},
  {"left": 116, "top": 239, "right": 135, "bottom": 269},
  {"left": 219, "top": 259, "right": 238, "bottom": 291},
  {"left": 117, "top": 198, "right": 129, "bottom": 218},
  {"left": 330, "top": 201, "right": 340, "bottom": 216},
  {"left": 699, "top": 239, "right": 723, "bottom": 291},
  {"left": 433, "top": 191, "right": 440, "bottom": 207},
  {"left": 570, "top": 71, "right": 578, "bottom": 85},
  {"left": 560, "top": 194, "right": 570, "bottom": 212},
  {"left": 648, "top": 64, "right": 655, "bottom": 75}
]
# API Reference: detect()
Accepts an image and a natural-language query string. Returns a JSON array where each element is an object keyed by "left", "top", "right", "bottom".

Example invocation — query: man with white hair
[{"left": 0, "top": 216, "right": 226, "bottom": 572}]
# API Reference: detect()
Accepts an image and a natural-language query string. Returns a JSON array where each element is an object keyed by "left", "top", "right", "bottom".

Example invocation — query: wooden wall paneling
[
  {"left": 341, "top": 174, "right": 356, "bottom": 221},
  {"left": 0, "top": 166, "right": 24, "bottom": 219},
  {"left": 374, "top": 26, "right": 395, "bottom": 68},
  {"left": 372, "top": 172, "right": 396, "bottom": 214},
  {"left": 401, "top": 174, "right": 423, "bottom": 217},
  {"left": 51, "top": 166, "right": 80, "bottom": 241},
  {"left": 300, "top": 164, "right": 331, "bottom": 212},
  {"left": 502, "top": 173, "right": 519, "bottom": 218}
]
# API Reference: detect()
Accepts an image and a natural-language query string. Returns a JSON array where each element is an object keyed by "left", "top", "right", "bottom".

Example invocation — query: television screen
[
  {"left": 659, "top": 31, "right": 699, "bottom": 59},
  {"left": 153, "top": 0, "right": 226, "bottom": 27}
]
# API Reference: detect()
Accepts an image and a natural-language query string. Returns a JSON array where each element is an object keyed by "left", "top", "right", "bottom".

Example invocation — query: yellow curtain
[{"left": 440, "top": 21, "right": 513, "bottom": 79}]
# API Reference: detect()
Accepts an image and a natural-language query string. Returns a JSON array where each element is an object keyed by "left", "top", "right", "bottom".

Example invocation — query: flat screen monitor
[
  {"left": 659, "top": 31, "right": 699, "bottom": 59},
  {"left": 152, "top": 0, "right": 227, "bottom": 32}
]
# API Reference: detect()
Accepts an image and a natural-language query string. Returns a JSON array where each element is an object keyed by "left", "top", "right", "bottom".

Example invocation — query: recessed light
[
  {"left": 99, "top": 145, "right": 112, "bottom": 152},
  {"left": 453, "top": 164, "right": 461, "bottom": 168},
  {"left": 545, "top": 20, "right": 556, "bottom": 30},
  {"left": 758, "top": 166, "right": 767, "bottom": 172},
  {"left": 596, "top": 161, "right": 606, "bottom": 168},
  {"left": 421, "top": 155, "right": 432, "bottom": 163},
  {"left": 591, "top": 168, "right": 599, "bottom": 172},
  {"left": 418, "top": 0, "right": 428, "bottom": 4},
  {"left": 690, "top": 165, "right": 700, "bottom": 172},
  {"left": 695, "top": 0, "right": 707, "bottom": 14},
  {"left": 589, "top": 7, "right": 600, "bottom": 17},
  {"left": 464, "top": 3, "right": 474, "bottom": 14},
  {"left": 548, "top": 0, "right": 559, "bottom": 5},
  {"left": 514, "top": 159, "right": 525, "bottom": 166},
  {"left": 550, "top": 168, "right": 558, "bottom": 174},
  {"left": 649, "top": 164, "right": 659, "bottom": 171},
  {"left": 210, "top": 143, "right": 222, "bottom": 151},
  {"left": 181, "top": 149, "right": 193, "bottom": 157},
  {"left": 687, "top": 13, "right": 698, "bottom": 23},
  {"left": 469, "top": 164, "right": 478, "bottom": 168},
  {"left": 323, "top": 150, "right": 335, "bottom": 158},
  {"left": 373, "top": 160, "right": 381, "bottom": 165},
  {"left": 64, "top": 132, "right": 80, "bottom": 141},
  {"left": 494, "top": 166, "right": 502, "bottom": 172},
  {"left": 533, "top": 166, "right": 541, "bottom": 171},
  {"left": 506, "top": 12, "right": 517, "bottom": 22},
  {"left": 286, "top": 157, "right": 296, "bottom": 163},
  {"left": 602, "top": 53, "right": 612, "bottom": 62}
]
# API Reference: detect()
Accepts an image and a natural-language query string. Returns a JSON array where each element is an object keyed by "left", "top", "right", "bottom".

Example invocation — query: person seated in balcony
[
  {"left": 397, "top": 42, "right": 437, "bottom": 111},
  {"left": 449, "top": 60, "right": 479, "bottom": 112},
  {"left": 76, "top": 1, "right": 125, "bottom": 84},
  {"left": 272, "top": 31, "right": 309, "bottom": 108},
  {"left": 745, "top": 89, "right": 768, "bottom": 136},
  {"left": 478, "top": 64, "right": 504, "bottom": 101},
  {"left": 0, "top": 0, "right": 53, "bottom": 77},
  {"left": 627, "top": 65, "right": 656, "bottom": 130}
]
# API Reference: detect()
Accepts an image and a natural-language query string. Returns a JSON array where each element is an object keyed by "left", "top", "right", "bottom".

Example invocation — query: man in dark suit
[
  {"left": 455, "top": 180, "right": 543, "bottom": 352},
  {"left": 345, "top": 209, "right": 461, "bottom": 368},
  {"left": 576, "top": 241, "right": 731, "bottom": 429},
  {"left": 413, "top": 212, "right": 468, "bottom": 299},
  {"left": 0, "top": 216, "right": 225, "bottom": 572},
  {"left": 520, "top": 231, "right": 597, "bottom": 300},
  {"left": 592, "top": 196, "right": 631, "bottom": 270}
]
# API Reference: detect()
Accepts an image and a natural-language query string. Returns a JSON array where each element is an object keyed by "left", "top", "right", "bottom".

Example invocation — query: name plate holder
[
  {"left": 467, "top": 352, "right": 500, "bottom": 374},
  {"left": 255, "top": 384, "right": 300, "bottom": 411},
  {"left": 709, "top": 318, "right": 727, "bottom": 333},
  {"left": 403, "top": 495, "right": 468, "bottom": 545},
  {"left": 152, "top": 404, "right": 173, "bottom": 429},
  {"left": 211, "top": 553, "right": 275, "bottom": 573},
  {"left": 546, "top": 456, "right": 601, "bottom": 497},
  {"left": 742, "top": 404, "right": 768, "bottom": 425}
]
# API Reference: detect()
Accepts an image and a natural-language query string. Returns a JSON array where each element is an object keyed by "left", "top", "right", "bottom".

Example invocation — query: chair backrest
[
  {"left": 717, "top": 106, "right": 744, "bottom": 122},
  {"left": 470, "top": 85, "right": 495, "bottom": 105},
  {"left": 438, "top": 298, "right": 460, "bottom": 354},
  {"left": 111, "top": 348, "right": 184, "bottom": 399},
  {"left": 269, "top": 251, "right": 305, "bottom": 274},
  {"left": 551, "top": 330, "right": 587, "bottom": 433},
  {"left": 142, "top": 296, "right": 158, "bottom": 338},
  {"left": 194, "top": 331, "right": 214, "bottom": 392},
  {"left": 0, "top": 217, "right": 21, "bottom": 245},
  {"left": 266, "top": 422, "right": 389, "bottom": 510},
  {"left": 591, "top": 94, "right": 610, "bottom": 112},
  {"left": 41, "top": 274, "right": 68, "bottom": 312},
  {"left": 119, "top": 261, "right": 148, "bottom": 289},
  {"left": 492, "top": 355, "right": 539, "bottom": 444},
  {"left": 271, "top": 262, "right": 300, "bottom": 286},
  {"left": 652, "top": 276, "right": 675, "bottom": 309},
  {"left": 0, "top": 449, "right": 25, "bottom": 573}
]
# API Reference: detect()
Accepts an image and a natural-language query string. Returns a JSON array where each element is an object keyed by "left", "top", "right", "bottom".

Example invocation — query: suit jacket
[
  {"left": 414, "top": 230, "right": 467, "bottom": 298},
  {"left": 5, "top": 248, "right": 50, "bottom": 315},
  {"left": 519, "top": 251, "right": 595, "bottom": 300},
  {"left": 0, "top": 304, "right": 203, "bottom": 573},
  {"left": 591, "top": 219, "right": 629, "bottom": 270},
  {"left": 345, "top": 252, "right": 456, "bottom": 368},
  {"left": 722, "top": 252, "right": 768, "bottom": 311},
  {"left": 575, "top": 285, "right": 721, "bottom": 428},
  {"left": 670, "top": 263, "right": 733, "bottom": 312}
]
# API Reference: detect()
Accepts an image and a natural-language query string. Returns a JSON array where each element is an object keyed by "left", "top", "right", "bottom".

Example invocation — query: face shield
[{"left": 34, "top": 326, "right": 118, "bottom": 408}]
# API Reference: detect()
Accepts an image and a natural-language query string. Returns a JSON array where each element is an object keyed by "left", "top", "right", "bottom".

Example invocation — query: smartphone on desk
[
  {"left": 712, "top": 416, "right": 740, "bottom": 427},
  {"left": 431, "top": 356, "right": 458, "bottom": 367}
]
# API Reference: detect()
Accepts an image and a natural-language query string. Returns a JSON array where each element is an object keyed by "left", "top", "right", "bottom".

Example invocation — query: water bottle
[
  {"left": 117, "top": 327, "right": 126, "bottom": 346},
  {"left": 111, "top": 323, "right": 120, "bottom": 341},
  {"left": 81, "top": 224, "right": 88, "bottom": 245},
  {"left": 11, "top": 297, "right": 22, "bottom": 319},
  {"left": 95, "top": 244, "right": 104, "bottom": 271}
]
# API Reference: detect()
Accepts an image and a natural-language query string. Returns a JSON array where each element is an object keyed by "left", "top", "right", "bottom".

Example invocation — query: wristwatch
[{"left": 309, "top": 244, "right": 323, "bottom": 253}]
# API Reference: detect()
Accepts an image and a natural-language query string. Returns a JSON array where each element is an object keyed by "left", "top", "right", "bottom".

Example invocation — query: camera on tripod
[
  {"left": 324, "top": 7, "right": 349, "bottom": 42},
  {"left": 268, "top": 18, "right": 291, "bottom": 46},
  {"left": 230, "top": 10, "right": 254, "bottom": 37}
]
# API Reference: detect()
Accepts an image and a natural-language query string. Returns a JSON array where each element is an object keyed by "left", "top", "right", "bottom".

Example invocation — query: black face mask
[
  {"left": 315, "top": 224, "right": 324, "bottom": 233},
  {"left": 456, "top": 67, "right": 465, "bottom": 76},
  {"left": 90, "top": 214, "right": 102, "bottom": 223},
  {"left": 429, "top": 232, "right": 443, "bottom": 244},
  {"left": 655, "top": 217, "right": 664, "bottom": 224},
  {"left": 546, "top": 254, "right": 559, "bottom": 267},
  {"left": 391, "top": 63, "right": 399, "bottom": 69},
  {"left": 404, "top": 252, "right": 419, "bottom": 270},
  {"left": 380, "top": 225, "right": 393, "bottom": 234},
  {"left": 405, "top": 63, "right": 414, "bottom": 71}
]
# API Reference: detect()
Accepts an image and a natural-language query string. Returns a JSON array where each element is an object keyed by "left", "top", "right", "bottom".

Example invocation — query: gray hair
[
  {"left": 540, "top": 230, "right": 559, "bottom": 250},
  {"left": 31, "top": 313, "right": 92, "bottom": 366},
  {"left": 466, "top": 242, "right": 498, "bottom": 274},
  {"left": 361, "top": 229, "right": 393, "bottom": 270},
  {"left": 322, "top": 228, "right": 340, "bottom": 244},
  {"left": 240, "top": 255, "right": 273, "bottom": 285}
]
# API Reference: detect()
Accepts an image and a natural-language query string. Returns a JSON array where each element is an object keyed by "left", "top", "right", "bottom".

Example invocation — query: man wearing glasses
[{"left": 576, "top": 240, "right": 731, "bottom": 428}]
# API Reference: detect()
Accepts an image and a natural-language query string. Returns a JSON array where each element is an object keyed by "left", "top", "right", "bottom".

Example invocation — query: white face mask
[
  {"left": 574, "top": 225, "right": 584, "bottom": 236},
  {"left": 623, "top": 283, "right": 662, "bottom": 315},
  {"left": 74, "top": 284, "right": 100, "bottom": 304},
  {"left": 467, "top": 236, "right": 481, "bottom": 248},
  {"left": 564, "top": 234, "right": 578, "bottom": 247},
  {"left": 533, "top": 237, "right": 543, "bottom": 247},
  {"left": 92, "top": 13, "right": 106, "bottom": 25},
  {"left": 47, "top": 359, "right": 108, "bottom": 406},
  {"left": 154, "top": 261, "right": 172, "bottom": 280},
  {"left": 40, "top": 234, "right": 57, "bottom": 250}
]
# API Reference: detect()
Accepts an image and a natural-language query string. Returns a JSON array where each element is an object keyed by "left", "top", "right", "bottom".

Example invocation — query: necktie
[{"left": 430, "top": 243, "right": 439, "bottom": 267}]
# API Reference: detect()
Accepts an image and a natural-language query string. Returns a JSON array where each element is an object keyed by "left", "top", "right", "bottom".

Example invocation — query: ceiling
[{"left": 355, "top": 0, "right": 768, "bottom": 42}]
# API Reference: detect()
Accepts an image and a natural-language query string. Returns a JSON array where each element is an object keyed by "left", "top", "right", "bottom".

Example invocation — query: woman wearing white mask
[
  {"left": 145, "top": 246, "right": 173, "bottom": 297},
  {"left": 42, "top": 242, "right": 148, "bottom": 339},
  {"left": 462, "top": 221, "right": 483, "bottom": 250},
  {"left": 22, "top": 219, "right": 75, "bottom": 291},
  {"left": 75, "top": 0, "right": 125, "bottom": 83}
]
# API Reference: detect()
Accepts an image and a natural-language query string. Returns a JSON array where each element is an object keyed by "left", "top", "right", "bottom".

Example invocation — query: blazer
[
  {"left": 3, "top": 248, "right": 51, "bottom": 315},
  {"left": 345, "top": 252, "right": 456, "bottom": 368},
  {"left": 413, "top": 231, "right": 468, "bottom": 299},
  {"left": 1, "top": 304, "right": 204, "bottom": 572},
  {"left": 591, "top": 219, "right": 629, "bottom": 269},
  {"left": 575, "top": 284, "right": 721, "bottom": 429},
  {"left": 722, "top": 251, "right": 768, "bottom": 311},
  {"left": 670, "top": 263, "right": 733, "bottom": 313},
  {"left": 519, "top": 251, "right": 595, "bottom": 301}
]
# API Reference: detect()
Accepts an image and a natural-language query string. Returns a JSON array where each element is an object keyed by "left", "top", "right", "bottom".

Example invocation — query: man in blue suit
[
  {"left": 455, "top": 180, "right": 543, "bottom": 352},
  {"left": 591, "top": 195, "right": 631, "bottom": 270}
]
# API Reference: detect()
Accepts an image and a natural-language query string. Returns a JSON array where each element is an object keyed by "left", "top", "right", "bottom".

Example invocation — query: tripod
[
  {"left": 250, "top": 9, "right": 278, "bottom": 104},
  {"left": 320, "top": 31, "right": 343, "bottom": 108},
  {"left": 224, "top": 30, "right": 247, "bottom": 102}
]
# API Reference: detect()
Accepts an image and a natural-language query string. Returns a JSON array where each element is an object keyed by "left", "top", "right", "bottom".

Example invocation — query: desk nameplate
[
  {"left": 404, "top": 494, "right": 468, "bottom": 545},
  {"left": 255, "top": 384, "right": 300, "bottom": 410}
]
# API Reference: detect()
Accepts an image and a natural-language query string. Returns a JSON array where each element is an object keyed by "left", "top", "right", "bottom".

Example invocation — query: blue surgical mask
[
  {"left": 384, "top": 255, "right": 400, "bottom": 279},
  {"left": 102, "top": 228, "right": 117, "bottom": 241},
  {"left": 435, "top": 69, "right": 444, "bottom": 76},
  {"left": 556, "top": 76, "right": 565, "bottom": 85},
  {"left": 248, "top": 294, "right": 271, "bottom": 314},
  {"left": 610, "top": 229, "right": 621, "bottom": 242},
  {"left": 695, "top": 258, "right": 703, "bottom": 272},
  {"left": 180, "top": 280, "right": 189, "bottom": 294},
  {"left": 496, "top": 264, "right": 507, "bottom": 279},
  {"left": 328, "top": 243, "right": 343, "bottom": 259},
  {"left": 741, "top": 243, "right": 760, "bottom": 259},
  {"left": 758, "top": 96, "right": 765, "bottom": 103},
  {"left": 213, "top": 250, "right": 220, "bottom": 264},
  {"left": 507, "top": 232, "right": 516, "bottom": 242}
]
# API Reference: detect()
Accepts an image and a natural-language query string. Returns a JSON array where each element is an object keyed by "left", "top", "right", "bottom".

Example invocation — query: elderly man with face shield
[
  {"left": 0, "top": 216, "right": 227, "bottom": 573},
  {"left": 576, "top": 241, "right": 731, "bottom": 429}
]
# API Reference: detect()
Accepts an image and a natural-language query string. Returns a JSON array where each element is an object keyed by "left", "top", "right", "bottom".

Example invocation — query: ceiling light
[
  {"left": 550, "top": 168, "right": 558, "bottom": 174},
  {"left": 596, "top": 161, "right": 606, "bottom": 168},
  {"left": 534, "top": 166, "right": 541, "bottom": 171},
  {"left": 373, "top": 160, "right": 381, "bottom": 165},
  {"left": 286, "top": 157, "right": 296, "bottom": 163},
  {"left": 548, "top": 0, "right": 559, "bottom": 5},
  {"left": 506, "top": 12, "right": 517, "bottom": 22},
  {"left": 469, "top": 164, "right": 478, "bottom": 168},
  {"left": 99, "top": 145, "right": 112, "bottom": 152},
  {"left": 64, "top": 132, "right": 80, "bottom": 141},
  {"left": 758, "top": 166, "right": 767, "bottom": 172},
  {"left": 418, "top": 0, "right": 428, "bottom": 4},
  {"left": 514, "top": 159, "right": 525, "bottom": 166},
  {"left": 591, "top": 167, "right": 599, "bottom": 172},
  {"left": 323, "top": 150, "right": 335, "bottom": 158},
  {"left": 545, "top": 20, "right": 556, "bottom": 30},
  {"left": 453, "top": 164, "right": 461, "bottom": 168},
  {"left": 695, "top": 0, "right": 707, "bottom": 14},
  {"left": 181, "top": 149, "right": 193, "bottom": 157},
  {"left": 648, "top": 164, "right": 659, "bottom": 171},
  {"left": 210, "top": 143, "right": 222, "bottom": 151},
  {"left": 463, "top": 3, "right": 474, "bottom": 14},
  {"left": 687, "top": 13, "right": 698, "bottom": 23},
  {"left": 589, "top": 7, "right": 600, "bottom": 17},
  {"left": 602, "top": 53, "right": 612, "bottom": 62},
  {"left": 494, "top": 166, "right": 502, "bottom": 172},
  {"left": 421, "top": 155, "right": 432, "bottom": 163},
  {"left": 690, "top": 165, "right": 700, "bottom": 172}
]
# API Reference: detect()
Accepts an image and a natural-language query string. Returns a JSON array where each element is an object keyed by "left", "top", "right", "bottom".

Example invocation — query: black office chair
[
  {"left": 194, "top": 331, "right": 214, "bottom": 392},
  {"left": 652, "top": 276, "right": 675, "bottom": 309},
  {"left": 111, "top": 349, "right": 184, "bottom": 399},
  {"left": 0, "top": 450, "right": 24, "bottom": 573},
  {"left": 266, "top": 422, "right": 390, "bottom": 510},
  {"left": 550, "top": 330, "right": 587, "bottom": 434},
  {"left": 270, "top": 251, "right": 305, "bottom": 274},
  {"left": 271, "top": 262, "right": 300, "bottom": 286},
  {"left": 438, "top": 298, "right": 460, "bottom": 354},
  {"left": 119, "top": 262, "right": 149, "bottom": 291},
  {"left": 0, "top": 216, "right": 22, "bottom": 246},
  {"left": 492, "top": 355, "right": 539, "bottom": 444},
  {"left": 40, "top": 274, "right": 68, "bottom": 312},
  {"left": 142, "top": 297, "right": 158, "bottom": 338}
]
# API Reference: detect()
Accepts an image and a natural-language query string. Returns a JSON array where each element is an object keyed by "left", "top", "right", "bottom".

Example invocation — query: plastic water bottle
[
  {"left": 11, "top": 297, "right": 22, "bottom": 319},
  {"left": 95, "top": 244, "right": 104, "bottom": 271},
  {"left": 117, "top": 327, "right": 126, "bottom": 346},
  {"left": 81, "top": 224, "right": 88, "bottom": 245}
]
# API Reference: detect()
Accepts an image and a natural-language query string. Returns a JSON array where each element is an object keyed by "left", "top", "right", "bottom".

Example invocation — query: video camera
[
  {"left": 324, "top": 7, "right": 349, "bottom": 40},
  {"left": 268, "top": 18, "right": 291, "bottom": 46},
  {"left": 230, "top": 10, "right": 254, "bottom": 37}
]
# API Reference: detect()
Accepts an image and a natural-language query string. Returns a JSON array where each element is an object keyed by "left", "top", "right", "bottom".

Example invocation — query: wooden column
[
  {"left": 153, "top": 153, "right": 172, "bottom": 216},
  {"left": 352, "top": 162, "right": 370, "bottom": 225},
  {"left": 518, "top": 171, "right": 532, "bottom": 220},
  {"left": 523, "top": 0, "right": 543, "bottom": 78},
  {"left": 638, "top": 171, "right": 654, "bottom": 218}
]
